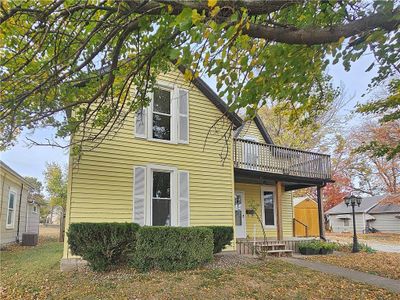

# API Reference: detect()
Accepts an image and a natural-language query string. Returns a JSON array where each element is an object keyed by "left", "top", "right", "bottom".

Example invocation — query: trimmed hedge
[
  {"left": 132, "top": 226, "right": 214, "bottom": 272},
  {"left": 205, "top": 226, "right": 234, "bottom": 253},
  {"left": 67, "top": 222, "right": 140, "bottom": 271}
]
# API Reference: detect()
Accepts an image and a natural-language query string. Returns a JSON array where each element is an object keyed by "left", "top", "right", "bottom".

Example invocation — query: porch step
[{"left": 266, "top": 249, "right": 293, "bottom": 257}]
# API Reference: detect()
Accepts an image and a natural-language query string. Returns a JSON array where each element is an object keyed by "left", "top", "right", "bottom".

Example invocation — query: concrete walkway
[{"left": 282, "top": 257, "right": 400, "bottom": 294}]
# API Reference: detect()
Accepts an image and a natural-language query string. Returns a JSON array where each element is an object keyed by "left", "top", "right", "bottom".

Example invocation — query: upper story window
[
  {"left": 6, "top": 190, "right": 16, "bottom": 229},
  {"left": 152, "top": 88, "right": 171, "bottom": 141},
  {"left": 135, "top": 82, "right": 189, "bottom": 144}
]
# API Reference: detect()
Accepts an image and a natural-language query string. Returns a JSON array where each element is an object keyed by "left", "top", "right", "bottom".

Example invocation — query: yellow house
[{"left": 62, "top": 66, "right": 332, "bottom": 264}]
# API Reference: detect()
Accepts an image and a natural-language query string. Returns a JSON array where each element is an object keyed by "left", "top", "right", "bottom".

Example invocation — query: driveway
[{"left": 326, "top": 233, "right": 400, "bottom": 253}]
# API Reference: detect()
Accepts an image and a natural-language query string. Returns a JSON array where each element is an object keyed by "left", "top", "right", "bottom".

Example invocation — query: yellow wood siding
[
  {"left": 63, "top": 70, "right": 235, "bottom": 257},
  {"left": 234, "top": 182, "right": 293, "bottom": 239},
  {"left": 236, "top": 121, "right": 264, "bottom": 142}
]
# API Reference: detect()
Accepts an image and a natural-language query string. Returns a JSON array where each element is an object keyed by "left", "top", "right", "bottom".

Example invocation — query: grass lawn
[
  {"left": 326, "top": 232, "right": 400, "bottom": 245},
  {"left": 305, "top": 252, "right": 400, "bottom": 281},
  {"left": 1, "top": 240, "right": 399, "bottom": 300}
]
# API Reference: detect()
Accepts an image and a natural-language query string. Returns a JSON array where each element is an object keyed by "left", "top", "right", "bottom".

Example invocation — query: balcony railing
[{"left": 234, "top": 138, "right": 332, "bottom": 180}]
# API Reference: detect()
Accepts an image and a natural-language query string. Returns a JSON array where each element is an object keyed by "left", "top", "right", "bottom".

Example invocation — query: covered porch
[{"left": 233, "top": 138, "right": 332, "bottom": 244}]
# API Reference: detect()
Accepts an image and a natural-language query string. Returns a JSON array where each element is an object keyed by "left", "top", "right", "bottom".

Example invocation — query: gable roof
[
  {"left": 368, "top": 194, "right": 400, "bottom": 214},
  {"left": 0, "top": 160, "right": 34, "bottom": 188},
  {"left": 325, "top": 195, "right": 385, "bottom": 215},
  {"left": 234, "top": 114, "right": 274, "bottom": 144},
  {"left": 177, "top": 65, "right": 242, "bottom": 128}
]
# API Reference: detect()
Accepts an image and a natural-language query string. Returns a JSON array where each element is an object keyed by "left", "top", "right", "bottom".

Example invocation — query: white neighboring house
[
  {"left": 0, "top": 161, "right": 40, "bottom": 247},
  {"left": 367, "top": 195, "right": 400, "bottom": 233},
  {"left": 326, "top": 194, "right": 400, "bottom": 233}
]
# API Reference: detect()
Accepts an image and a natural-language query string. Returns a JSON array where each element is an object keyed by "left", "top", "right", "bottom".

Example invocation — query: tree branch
[{"left": 242, "top": 8, "right": 399, "bottom": 45}]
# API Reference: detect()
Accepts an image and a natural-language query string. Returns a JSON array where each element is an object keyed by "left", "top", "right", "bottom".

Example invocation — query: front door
[{"left": 235, "top": 191, "right": 246, "bottom": 238}]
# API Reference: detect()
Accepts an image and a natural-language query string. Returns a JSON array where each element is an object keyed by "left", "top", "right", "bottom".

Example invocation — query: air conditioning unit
[{"left": 21, "top": 233, "right": 38, "bottom": 246}]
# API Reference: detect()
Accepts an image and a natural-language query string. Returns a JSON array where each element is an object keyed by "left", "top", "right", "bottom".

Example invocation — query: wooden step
[{"left": 266, "top": 249, "right": 293, "bottom": 257}]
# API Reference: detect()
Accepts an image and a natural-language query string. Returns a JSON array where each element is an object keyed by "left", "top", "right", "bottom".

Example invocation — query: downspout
[
  {"left": 317, "top": 183, "right": 326, "bottom": 241},
  {"left": 16, "top": 183, "right": 24, "bottom": 243}
]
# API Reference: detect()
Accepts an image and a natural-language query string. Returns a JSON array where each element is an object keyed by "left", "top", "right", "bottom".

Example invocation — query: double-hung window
[
  {"left": 134, "top": 82, "right": 189, "bottom": 144},
  {"left": 6, "top": 190, "right": 16, "bottom": 229},
  {"left": 261, "top": 187, "right": 276, "bottom": 227},
  {"left": 152, "top": 88, "right": 172, "bottom": 141},
  {"left": 133, "top": 165, "right": 190, "bottom": 227},
  {"left": 152, "top": 171, "right": 172, "bottom": 226}
]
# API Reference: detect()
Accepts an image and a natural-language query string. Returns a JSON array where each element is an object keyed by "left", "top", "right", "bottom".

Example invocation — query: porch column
[
  {"left": 276, "top": 182, "right": 283, "bottom": 240},
  {"left": 317, "top": 185, "right": 326, "bottom": 240}
]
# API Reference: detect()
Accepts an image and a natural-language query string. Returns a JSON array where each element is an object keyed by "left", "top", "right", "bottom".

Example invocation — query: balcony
[{"left": 233, "top": 138, "right": 332, "bottom": 181}]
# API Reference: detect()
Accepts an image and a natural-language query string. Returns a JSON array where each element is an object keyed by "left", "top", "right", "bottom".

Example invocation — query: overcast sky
[{"left": 1, "top": 54, "right": 377, "bottom": 183}]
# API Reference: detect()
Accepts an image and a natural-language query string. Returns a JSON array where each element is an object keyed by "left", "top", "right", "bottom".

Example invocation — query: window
[
  {"left": 33, "top": 205, "right": 38, "bottom": 213},
  {"left": 344, "top": 219, "right": 349, "bottom": 226},
  {"left": 262, "top": 188, "right": 276, "bottom": 227},
  {"left": 134, "top": 83, "right": 189, "bottom": 144},
  {"left": 6, "top": 190, "right": 16, "bottom": 228},
  {"left": 152, "top": 88, "right": 171, "bottom": 141},
  {"left": 134, "top": 165, "right": 189, "bottom": 227},
  {"left": 234, "top": 193, "right": 243, "bottom": 226},
  {"left": 152, "top": 171, "right": 171, "bottom": 226}
]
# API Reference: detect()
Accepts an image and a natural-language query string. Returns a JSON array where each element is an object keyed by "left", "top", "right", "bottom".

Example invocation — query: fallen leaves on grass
[
  {"left": 306, "top": 252, "right": 400, "bottom": 280},
  {"left": 1, "top": 241, "right": 399, "bottom": 300}
]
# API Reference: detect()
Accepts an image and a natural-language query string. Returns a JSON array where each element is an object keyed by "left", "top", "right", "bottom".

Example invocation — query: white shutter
[
  {"left": 133, "top": 166, "right": 146, "bottom": 226},
  {"left": 178, "top": 171, "right": 190, "bottom": 226},
  {"left": 135, "top": 108, "right": 147, "bottom": 138},
  {"left": 178, "top": 89, "right": 189, "bottom": 143}
]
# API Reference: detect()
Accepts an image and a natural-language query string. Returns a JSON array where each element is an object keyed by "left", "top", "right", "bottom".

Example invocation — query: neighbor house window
[
  {"left": 343, "top": 219, "right": 349, "bottom": 226},
  {"left": 6, "top": 190, "right": 16, "bottom": 228},
  {"left": 33, "top": 205, "right": 38, "bottom": 213},
  {"left": 152, "top": 88, "right": 171, "bottom": 141},
  {"left": 262, "top": 188, "right": 276, "bottom": 226},
  {"left": 152, "top": 171, "right": 171, "bottom": 226}
]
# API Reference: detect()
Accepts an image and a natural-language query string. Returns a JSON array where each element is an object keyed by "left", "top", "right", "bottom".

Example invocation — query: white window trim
[
  {"left": 146, "top": 164, "right": 178, "bottom": 226},
  {"left": 243, "top": 135, "right": 258, "bottom": 142},
  {"left": 6, "top": 189, "right": 17, "bottom": 229},
  {"left": 147, "top": 81, "right": 178, "bottom": 144},
  {"left": 33, "top": 204, "right": 38, "bottom": 214},
  {"left": 234, "top": 190, "right": 246, "bottom": 238},
  {"left": 178, "top": 88, "right": 189, "bottom": 144},
  {"left": 261, "top": 185, "right": 277, "bottom": 228}
]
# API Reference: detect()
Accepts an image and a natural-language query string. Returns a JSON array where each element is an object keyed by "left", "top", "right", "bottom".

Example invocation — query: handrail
[
  {"left": 234, "top": 138, "right": 331, "bottom": 158},
  {"left": 293, "top": 218, "right": 308, "bottom": 237},
  {"left": 233, "top": 138, "right": 332, "bottom": 180}
]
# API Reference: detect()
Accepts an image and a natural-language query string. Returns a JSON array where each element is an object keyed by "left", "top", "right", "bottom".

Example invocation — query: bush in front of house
[
  {"left": 298, "top": 240, "right": 338, "bottom": 255},
  {"left": 337, "top": 242, "right": 376, "bottom": 253},
  {"left": 131, "top": 226, "right": 214, "bottom": 272},
  {"left": 204, "top": 226, "right": 234, "bottom": 253},
  {"left": 67, "top": 222, "right": 140, "bottom": 271}
]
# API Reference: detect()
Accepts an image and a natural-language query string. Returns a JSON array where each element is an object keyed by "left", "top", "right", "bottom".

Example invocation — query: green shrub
[
  {"left": 204, "top": 226, "right": 234, "bottom": 253},
  {"left": 298, "top": 240, "right": 338, "bottom": 255},
  {"left": 67, "top": 222, "right": 140, "bottom": 271},
  {"left": 132, "top": 226, "right": 214, "bottom": 272},
  {"left": 338, "top": 242, "right": 376, "bottom": 253}
]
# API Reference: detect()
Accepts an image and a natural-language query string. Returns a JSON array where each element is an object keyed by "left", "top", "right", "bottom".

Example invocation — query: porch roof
[{"left": 234, "top": 168, "right": 331, "bottom": 191}]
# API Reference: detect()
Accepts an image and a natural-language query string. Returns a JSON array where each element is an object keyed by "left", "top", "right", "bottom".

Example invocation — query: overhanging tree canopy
[{"left": 1, "top": 0, "right": 399, "bottom": 154}]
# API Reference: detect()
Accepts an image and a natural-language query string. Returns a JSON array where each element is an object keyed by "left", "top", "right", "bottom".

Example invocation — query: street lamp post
[{"left": 344, "top": 195, "right": 362, "bottom": 253}]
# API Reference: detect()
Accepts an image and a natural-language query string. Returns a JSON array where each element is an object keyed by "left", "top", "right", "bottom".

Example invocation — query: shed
[{"left": 293, "top": 198, "right": 319, "bottom": 237}]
